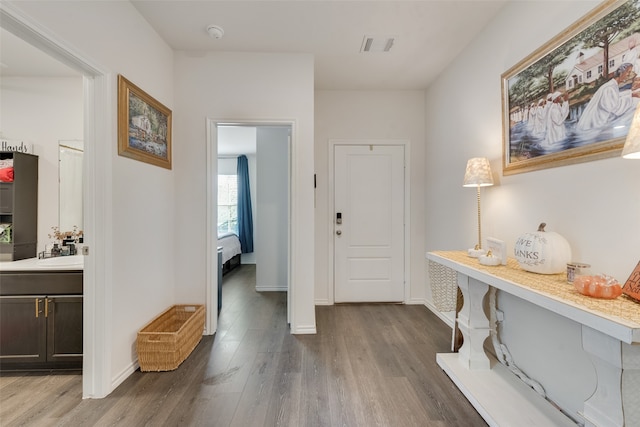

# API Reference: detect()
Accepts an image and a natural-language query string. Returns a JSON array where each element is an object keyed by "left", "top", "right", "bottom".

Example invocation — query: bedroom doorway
[{"left": 207, "top": 120, "right": 292, "bottom": 333}]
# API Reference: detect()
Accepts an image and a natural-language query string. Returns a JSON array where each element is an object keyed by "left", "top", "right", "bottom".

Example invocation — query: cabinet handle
[
  {"left": 45, "top": 299, "right": 50, "bottom": 318},
  {"left": 35, "top": 298, "right": 39, "bottom": 318}
]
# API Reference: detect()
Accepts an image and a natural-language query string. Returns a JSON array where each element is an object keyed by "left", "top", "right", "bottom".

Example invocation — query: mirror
[{"left": 59, "top": 140, "right": 83, "bottom": 233}]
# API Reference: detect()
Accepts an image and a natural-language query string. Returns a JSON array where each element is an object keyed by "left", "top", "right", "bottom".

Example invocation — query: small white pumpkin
[{"left": 514, "top": 223, "right": 571, "bottom": 274}]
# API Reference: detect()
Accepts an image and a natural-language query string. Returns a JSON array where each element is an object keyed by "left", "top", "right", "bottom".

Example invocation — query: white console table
[{"left": 427, "top": 251, "right": 640, "bottom": 427}]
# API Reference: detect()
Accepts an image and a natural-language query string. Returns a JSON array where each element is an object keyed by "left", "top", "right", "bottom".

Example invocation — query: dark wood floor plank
[
  {"left": 228, "top": 351, "right": 277, "bottom": 427},
  {"left": 195, "top": 392, "right": 242, "bottom": 427},
  {"left": 1, "top": 373, "right": 81, "bottom": 427},
  {"left": 264, "top": 371, "right": 302, "bottom": 427},
  {"left": 0, "top": 264, "right": 487, "bottom": 427},
  {"left": 322, "top": 334, "right": 368, "bottom": 427},
  {"left": 298, "top": 334, "right": 333, "bottom": 427}
]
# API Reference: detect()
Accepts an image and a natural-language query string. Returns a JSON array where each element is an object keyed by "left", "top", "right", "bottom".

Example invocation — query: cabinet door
[
  {"left": 0, "top": 183, "right": 12, "bottom": 213},
  {"left": 46, "top": 296, "right": 83, "bottom": 363},
  {"left": 0, "top": 296, "right": 47, "bottom": 364}
]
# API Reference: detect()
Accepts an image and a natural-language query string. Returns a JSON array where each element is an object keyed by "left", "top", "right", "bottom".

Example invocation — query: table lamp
[
  {"left": 622, "top": 103, "right": 640, "bottom": 159},
  {"left": 463, "top": 157, "right": 494, "bottom": 257}
]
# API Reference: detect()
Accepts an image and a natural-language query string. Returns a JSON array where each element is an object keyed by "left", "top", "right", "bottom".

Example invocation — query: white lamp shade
[
  {"left": 463, "top": 157, "right": 494, "bottom": 187},
  {"left": 622, "top": 103, "right": 640, "bottom": 159}
]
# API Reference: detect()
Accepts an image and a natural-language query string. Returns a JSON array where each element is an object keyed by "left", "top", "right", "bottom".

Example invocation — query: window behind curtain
[{"left": 218, "top": 175, "right": 238, "bottom": 235}]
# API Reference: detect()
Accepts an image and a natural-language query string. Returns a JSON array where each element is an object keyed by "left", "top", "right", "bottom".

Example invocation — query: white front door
[{"left": 334, "top": 145, "right": 405, "bottom": 303}]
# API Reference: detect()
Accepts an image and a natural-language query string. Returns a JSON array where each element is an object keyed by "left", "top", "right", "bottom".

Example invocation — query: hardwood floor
[{"left": 0, "top": 265, "right": 486, "bottom": 426}]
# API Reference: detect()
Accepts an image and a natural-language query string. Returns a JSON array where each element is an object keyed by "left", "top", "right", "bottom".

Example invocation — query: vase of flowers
[{"left": 48, "top": 226, "right": 83, "bottom": 256}]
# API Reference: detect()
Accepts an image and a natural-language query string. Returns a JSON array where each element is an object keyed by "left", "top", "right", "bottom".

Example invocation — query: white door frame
[
  {"left": 0, "top": 3, "right": 113, "bottom": 398},
  {"left": 328, "top": 139, "right": 411, "bottom": 305},
  {"left": 206, "top": 119, "right": 295, "bottom": 334}
]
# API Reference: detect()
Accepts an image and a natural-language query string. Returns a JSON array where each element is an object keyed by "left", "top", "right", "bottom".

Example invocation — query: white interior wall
[
  {"left": 0, "top": 76, "right": 83, "bottom": 252},
  {"left": 10, "top": 0, "right": 176, "bottom": 393},
  {"left": 217, "top": 158, "right": 236, "bottom": 175},
  {"left": 314, "top": 90, "right": 426, "bottom": 304},
  {"left": 256, "top": 127, "right": 289, "bottom": 291},
  {"left": 424, "top": 0, "right": 640, "bottom": 420},
  {"left": 173, "top": 51, "right": 315, "bottom": 333}
]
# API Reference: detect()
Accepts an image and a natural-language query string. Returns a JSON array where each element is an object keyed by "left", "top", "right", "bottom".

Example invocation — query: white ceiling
[
  {"left": 1, "top": 1, "right": 508, "bottom": 88},
  {"left": 1, "top": 1, "right": 509, "bottom": 152},
  {"left": 130, "top": 0, "right": 507, "bottom": 90},
  {"left": 218, "top": 125, "right": 257, "bottom": 156}
]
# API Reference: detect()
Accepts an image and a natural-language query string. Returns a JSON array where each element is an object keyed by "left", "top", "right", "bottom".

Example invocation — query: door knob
[{"left": 336, "top": 230, "right": 342, "bottom": 235}]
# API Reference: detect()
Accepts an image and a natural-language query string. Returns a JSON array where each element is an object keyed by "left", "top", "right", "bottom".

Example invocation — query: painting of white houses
[
  {"left": 566, "top": 35, "right": 640, "bottom": 90},
  {"left": 503, "top": 0, "right": 640, "bottom": 173}
]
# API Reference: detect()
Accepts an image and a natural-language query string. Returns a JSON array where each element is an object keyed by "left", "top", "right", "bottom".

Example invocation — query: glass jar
[{"left": 567, "top": 262, "right": 590, "bottom": 284}]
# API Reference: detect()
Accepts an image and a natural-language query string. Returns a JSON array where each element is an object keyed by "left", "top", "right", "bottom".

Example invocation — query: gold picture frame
[
  {"left": 501, "top": 0, "right": 640, "bottom": 175},
  {"left": 118, "top": 75, "right": 172, "bottom": 169}
]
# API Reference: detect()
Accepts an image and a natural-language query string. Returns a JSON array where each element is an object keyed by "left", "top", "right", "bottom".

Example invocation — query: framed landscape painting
[
  {"left": 502, "top": 0, "right": 640, "bottom": 175},
  {"left": 118, "top": 75, "right": 172, "bottom": 169}
]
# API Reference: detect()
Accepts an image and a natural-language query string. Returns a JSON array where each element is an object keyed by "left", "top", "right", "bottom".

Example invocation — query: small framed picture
[
  {"left": 118, "top": 75, "right": 172, "bottom": 169},
  {"left": 485, "top": 237, "right": 507, "bottom": 265}
]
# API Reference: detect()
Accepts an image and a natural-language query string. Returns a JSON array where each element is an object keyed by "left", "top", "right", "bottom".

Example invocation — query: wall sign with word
[{"left": 0, "top": 139, "right": 34, "bottom": 154}]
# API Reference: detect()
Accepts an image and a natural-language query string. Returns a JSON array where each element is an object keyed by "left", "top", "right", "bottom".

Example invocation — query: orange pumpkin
[{"left": 573, "top": 275, "right": 622, "bottom": 299}]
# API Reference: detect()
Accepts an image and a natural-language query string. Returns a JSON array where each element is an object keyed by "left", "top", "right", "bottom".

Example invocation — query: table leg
[
  {"left": 582, "top": 325, "right": 640, "bottom": 427},
  {"left": 456, "top": 272, "right": 490, "bottom": 370}
]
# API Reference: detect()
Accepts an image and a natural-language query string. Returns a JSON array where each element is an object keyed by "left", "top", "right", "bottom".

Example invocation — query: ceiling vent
[{"left": 360, "top": 35, "right": 395, "bottom": 53}]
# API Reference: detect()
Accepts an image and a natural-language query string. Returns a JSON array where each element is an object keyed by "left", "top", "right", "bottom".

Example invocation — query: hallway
[{"left": 1, "top": 265, "right": 485, "bottom": 426}]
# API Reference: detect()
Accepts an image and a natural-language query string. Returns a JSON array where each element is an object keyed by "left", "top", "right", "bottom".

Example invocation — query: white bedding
[{"left": 218, "top": 233, "right": 241, "bottom": 263}]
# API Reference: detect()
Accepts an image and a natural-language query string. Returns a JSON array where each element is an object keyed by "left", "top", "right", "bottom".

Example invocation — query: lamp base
[{"left": 467, "top": 248, "right": 487, "bottom": 258}]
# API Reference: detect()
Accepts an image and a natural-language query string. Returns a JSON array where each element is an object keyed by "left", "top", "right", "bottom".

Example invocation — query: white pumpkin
[{"left": 514, "top": 223, "right": 571, "bottom": 274}]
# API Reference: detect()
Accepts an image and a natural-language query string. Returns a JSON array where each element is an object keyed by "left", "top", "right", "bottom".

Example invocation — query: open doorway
[
  {"left": 206, "top": 120, "right": 292, "bottom": 334},
  {"left": 1, "top": 4, "right": 110, "bottom": 398}
]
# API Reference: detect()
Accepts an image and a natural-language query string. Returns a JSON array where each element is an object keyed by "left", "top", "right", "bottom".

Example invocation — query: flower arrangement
[{"left": 48, "top": 225, "right": 83, "bottom": 244}]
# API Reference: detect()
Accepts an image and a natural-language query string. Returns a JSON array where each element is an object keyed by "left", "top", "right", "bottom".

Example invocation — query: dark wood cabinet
[
  {"left": 0, "top": 271, "right": 82, "bottom": 371},
  {"left": 47, "top": 296, "right": 83, "bottom": 363},
  {"left": 0, "top": 152, "right": 38, "bottom": 261},
  {"left": 0, "top": 296, "right": 47, "bottom": 364}
]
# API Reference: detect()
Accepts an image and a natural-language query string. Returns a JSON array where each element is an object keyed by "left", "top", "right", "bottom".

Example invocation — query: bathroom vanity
[{"left": 0, "top": 256, "right": 83, "bottom": 371}]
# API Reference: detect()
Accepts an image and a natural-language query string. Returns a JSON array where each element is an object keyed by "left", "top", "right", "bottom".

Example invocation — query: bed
[{"left": 217, "top": 232, "right": 242, "bottom": 275}]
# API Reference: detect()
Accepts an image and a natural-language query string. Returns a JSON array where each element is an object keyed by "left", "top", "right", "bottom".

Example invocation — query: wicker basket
[
  {"left": 428, "top": 260, "right": 462, "bottom": 312},
  {"left": 137, "top": 304, "right": 205, "bottom": 372}
]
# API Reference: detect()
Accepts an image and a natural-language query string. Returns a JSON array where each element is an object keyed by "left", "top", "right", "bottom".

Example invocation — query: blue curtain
[{"left": 237, "top": 155, "right": 254, "bottom": 253}]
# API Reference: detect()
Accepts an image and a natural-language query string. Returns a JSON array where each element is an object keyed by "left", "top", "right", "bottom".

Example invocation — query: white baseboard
[
  {"left": 291, "top": 324, "right": 317, "bottom": 334},
  {"left": 111, "top": 360, "right": 139, "bottom": 394},
  {"left": 255, "top": 286, "right": 287, "bottom": 292}
]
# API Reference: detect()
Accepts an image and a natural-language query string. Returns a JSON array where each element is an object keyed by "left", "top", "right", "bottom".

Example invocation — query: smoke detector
[{"left": 207, "top": 25, "right": 224, "bottom": 40}]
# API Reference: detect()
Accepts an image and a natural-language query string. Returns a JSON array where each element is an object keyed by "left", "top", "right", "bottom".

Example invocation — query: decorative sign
[
  {"left": 0, "top": 138, "right": 33, "bottom": 154},
  {"left": 485, "top": 237, "right": 507, "bottom": 265},
  {"left": 622, "top": 260, "right": 640, "bottom": 302}
]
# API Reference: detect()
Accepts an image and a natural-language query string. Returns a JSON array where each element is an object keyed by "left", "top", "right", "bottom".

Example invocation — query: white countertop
[{"left": 0, "top": 255, "right": 84, "bottom": 271}]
